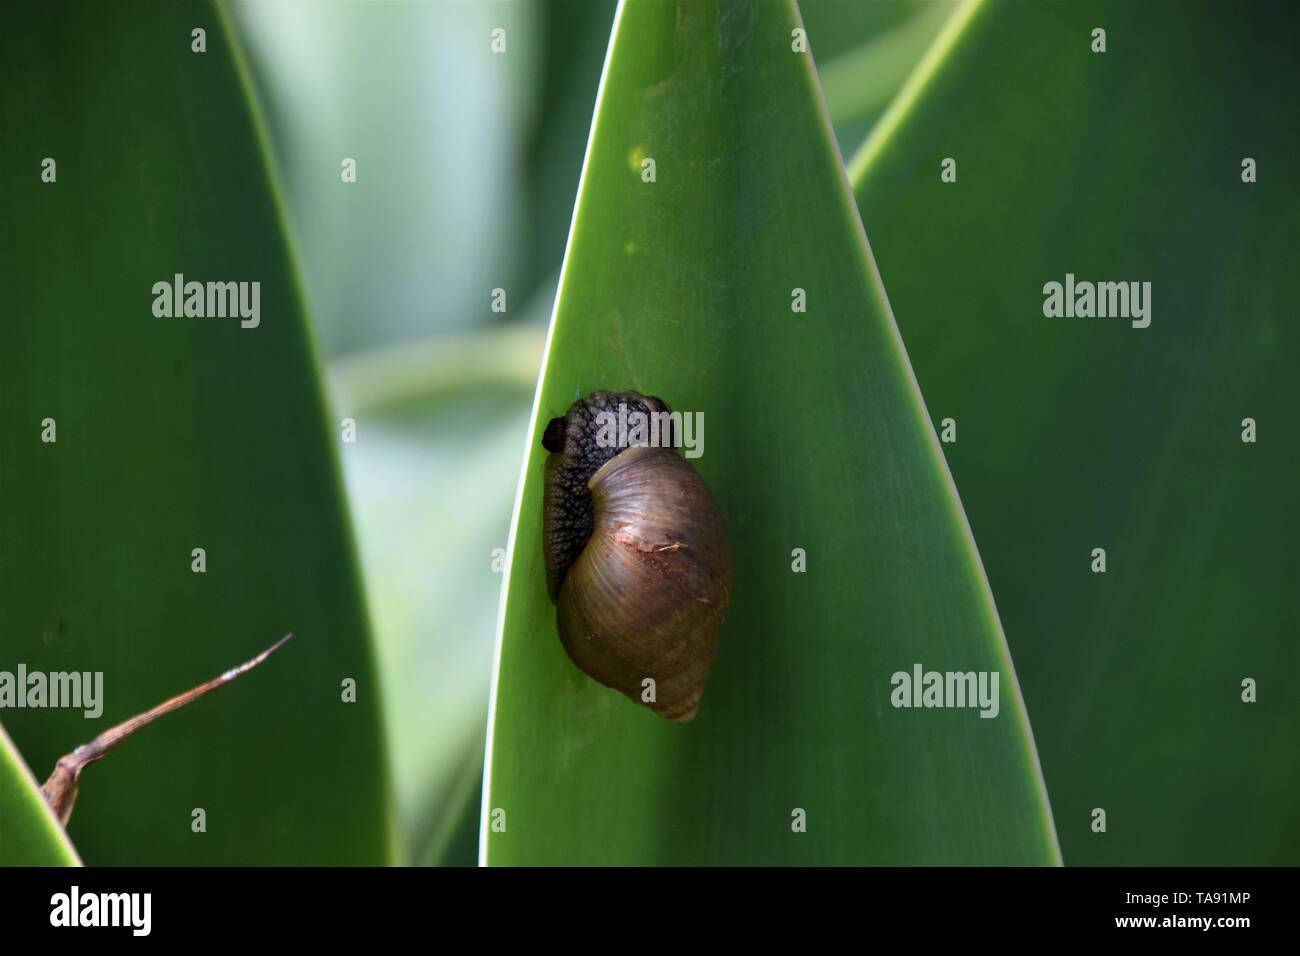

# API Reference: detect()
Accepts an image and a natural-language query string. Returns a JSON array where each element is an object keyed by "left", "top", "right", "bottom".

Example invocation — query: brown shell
[{"left": 553, "top": 444, "right": 731, "bottom": 722}]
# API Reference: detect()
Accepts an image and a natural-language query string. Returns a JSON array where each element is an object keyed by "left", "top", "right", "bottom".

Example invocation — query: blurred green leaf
[
  {"left": 235, "top": 0, "right": 616, "bottom": 864},
  {"left": 0, "top": 0, "right": 395, "bottom": 864},
  {"left": 419, "top": 744, "right": 485, "bottom": 867},
  {"left": 518, "top": 1, "right": 619, "bottom": 299},
  {"left": 328, "top": 321, "right": 543, "bottom": 864},
  {"left": 849, "top": 0, "right": 1299, "bottom": 863},
  {"left": 330, "top": 323, "right": 546, "bottom": 419},
  {"left": 231, "top": 0, "right": 543, "bottom": 356},
  {"left": 483, "top": 0, "right": 1059, "bottom": 865},
  {"left": 0, "top": 724, "right": 80, "bottom": 865},
  {"left": 811, "top": 0, "right": 956, "bottom": 149}
]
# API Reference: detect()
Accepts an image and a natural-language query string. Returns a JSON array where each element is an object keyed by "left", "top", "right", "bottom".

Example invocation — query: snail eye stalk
[{"left": 542, "top": 417, "right": 567, "bottom": 452}]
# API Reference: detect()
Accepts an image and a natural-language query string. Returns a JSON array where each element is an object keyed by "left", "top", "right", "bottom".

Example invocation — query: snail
[{"left": 541, "top": 390, "right": 731, "bottom": 723}]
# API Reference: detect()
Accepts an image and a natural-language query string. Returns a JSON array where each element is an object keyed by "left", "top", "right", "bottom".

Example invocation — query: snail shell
[{"left": 542, "top": 390, "right": 731, "bottom": 722}]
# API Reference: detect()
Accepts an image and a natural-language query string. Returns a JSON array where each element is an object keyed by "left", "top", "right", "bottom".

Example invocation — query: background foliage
[
  {"left": 232, "top": 0, "right": 955, "bottom": 864},
  {"left": 3, "top": 0, "right": 1291, "bottom": 868},
  {"left": 848, "top": 0, "right": 1299, "bottom": 864},
  {"left": 0, "top": 0, "right": 393, "bottom": 865}
]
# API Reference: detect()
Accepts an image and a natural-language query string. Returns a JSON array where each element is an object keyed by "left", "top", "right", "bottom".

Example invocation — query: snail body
[{"left": 541, "top": 390, "right": 731, "bottom": 722}]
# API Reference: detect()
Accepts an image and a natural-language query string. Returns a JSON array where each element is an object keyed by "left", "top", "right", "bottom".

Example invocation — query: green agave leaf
[
  {"left": 0, "top": 0, "right": 394, "bottom": 863},
  {"left": 0, "top": 724, "right": 80, "bottom": 866},
  {"left": 848, "top": 0, "right": 1298, "bottom": 863},
  {"left": 483, "top": 0, "right": 1059, "bottom": 865}
]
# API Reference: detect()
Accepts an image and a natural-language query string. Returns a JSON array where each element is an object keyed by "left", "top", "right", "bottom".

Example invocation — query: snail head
[{"left": 540, "top": 389, "right": 673, "bottom": 599}]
